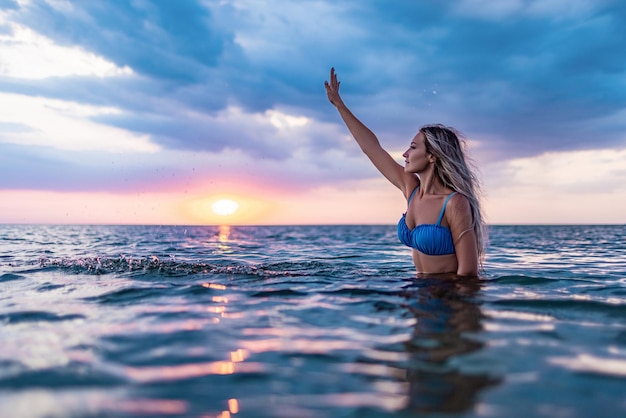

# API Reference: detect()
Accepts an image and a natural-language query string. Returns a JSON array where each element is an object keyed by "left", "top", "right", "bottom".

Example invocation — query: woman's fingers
[
  {"left": 325, "top": 68, "right": 343, "bottom": 106},
  {"left": 326, "top": 68, "right": 340, "bottom": 94},
  {"left": 330, "top": 67, "right": 338, "bottom": 89}
]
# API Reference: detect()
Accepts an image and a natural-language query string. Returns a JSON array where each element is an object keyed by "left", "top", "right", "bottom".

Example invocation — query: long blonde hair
[{"left": 421, "top": 124, "right": 487, "bottom": 261}]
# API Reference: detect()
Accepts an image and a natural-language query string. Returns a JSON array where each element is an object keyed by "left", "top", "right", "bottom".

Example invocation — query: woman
[{"left": 324, "top": 68, "right": 486, "bottom": 276}]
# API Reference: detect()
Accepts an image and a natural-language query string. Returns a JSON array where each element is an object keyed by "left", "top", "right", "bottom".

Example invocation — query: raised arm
[{"left": 325, "top": 68, "right": 413, "bottom": 194}]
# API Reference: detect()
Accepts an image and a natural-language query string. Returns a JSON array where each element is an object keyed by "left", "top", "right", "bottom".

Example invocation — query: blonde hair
[{"left": 421, "top": 124, "right": 487, "bottom": 261}]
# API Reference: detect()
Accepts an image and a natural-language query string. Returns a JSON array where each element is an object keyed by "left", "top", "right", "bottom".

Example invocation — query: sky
[{"left": 1, "top": 0, "right": 625, "bottom": 225}]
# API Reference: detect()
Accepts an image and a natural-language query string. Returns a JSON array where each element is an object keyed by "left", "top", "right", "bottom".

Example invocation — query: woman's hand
[{"left": 324, "top": 67, "right": 344, "bottom": 108}]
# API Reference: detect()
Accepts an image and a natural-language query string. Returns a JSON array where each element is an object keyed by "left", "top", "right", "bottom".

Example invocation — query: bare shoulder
[
  {"left": 448, "top": 192, "right": 470, "bottom": 211},
  {"left": 446, "top": 193, "right": 472, "bottom": 223}
]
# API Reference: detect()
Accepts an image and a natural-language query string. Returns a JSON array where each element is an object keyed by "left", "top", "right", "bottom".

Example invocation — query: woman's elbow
[
  {"left": 456, "top": 261, "right": 479, "bottom": 277},
  {"left": 456, "top": 267, "right": 478, "bottom": 277}
]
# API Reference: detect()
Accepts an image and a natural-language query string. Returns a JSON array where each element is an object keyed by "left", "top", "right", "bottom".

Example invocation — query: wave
[
  {"left": 0, "top": 311, "right": 86, "bottom": 324},
  {"left": 492, "top": 298, "right": 626, "bottom": 318},
  {"left": 0, "top": 273, "right": 26, "bottom": 282},
  {"left": 31, "top": 255, "right": 376, "bottom": 280},
  {"left": 491, "top": 275, "right": 555, "bottom": 285}
]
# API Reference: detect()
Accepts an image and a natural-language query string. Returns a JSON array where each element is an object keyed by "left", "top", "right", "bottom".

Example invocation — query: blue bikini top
[{"left": 397, "top": 188, "right": 457, "bottom": 256}]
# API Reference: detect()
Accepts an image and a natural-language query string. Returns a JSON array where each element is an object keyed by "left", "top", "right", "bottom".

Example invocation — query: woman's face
[{"left": 403, "top": 131, "right": 433, "bottom": 173}]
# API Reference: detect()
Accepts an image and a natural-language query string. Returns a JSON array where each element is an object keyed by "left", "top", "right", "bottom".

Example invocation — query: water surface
[{"left": 1, "top": 224, "right": 625, "bottom": 417}]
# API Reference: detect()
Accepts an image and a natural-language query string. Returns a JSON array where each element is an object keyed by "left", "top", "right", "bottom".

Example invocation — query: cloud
[
  {"left": 320, "top": 1, "right": 626, "bottom": 157},
  {"left": 8, "top": 0, "right": 625, "bottom": 155},
  {"left": 12, "top": 0, "right": 227, "bottom": 81},
  {"left": 0, "top": 92, "right": 159, "bottom": 153},
  {"left": 0, "top": 20, "right": 133, "bottom": 79},
  {"left": 452, "top": 0, "right": 611, "bottom": 20},
  {"left": 0, "top": 121, "right": 374, "bottom": 193},
  {"left": 488, "top": 147, "right": 626, "bottom": 193},
  {"left": 482, "top": 146, "right": 626, "bottom": 224}
]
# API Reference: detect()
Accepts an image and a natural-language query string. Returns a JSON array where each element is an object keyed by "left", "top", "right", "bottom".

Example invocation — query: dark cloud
[
  {"left": 16, "top": 0, "right": 228, "bottom": 82},
  {"left": 330, "top": 1, "right": 626, "bottom": 157}
]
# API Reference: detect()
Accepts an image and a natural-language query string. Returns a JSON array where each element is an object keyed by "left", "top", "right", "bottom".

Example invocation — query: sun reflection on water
[
  {"left": 218, "top": 225, "right": 230, "bottom": 242},
  {"left": 123, "top": 348, "right": 252, "bottom": 383},
  {"left": 200, "top": 398, "right": 240, "bottom": 418},
  {"left": 202, "top": 283, "right": 227, "bottom": 290},
  {"left": 228, "top": 398, "right": 239, "bottom": 414},
  {"left": 216, "top": 224, "right": 232, "bottom": 253}
]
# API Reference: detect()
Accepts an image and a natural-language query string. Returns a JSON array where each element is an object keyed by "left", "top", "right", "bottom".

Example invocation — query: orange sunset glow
[
  {"left": 0, "top": 177, "right": 406, "bottom": 225},
  {"left": 3, "top": 167, "right": 626, "bottom": 226}
]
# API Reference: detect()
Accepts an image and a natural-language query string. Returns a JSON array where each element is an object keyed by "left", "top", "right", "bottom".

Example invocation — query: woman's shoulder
[
  {"left": 446, "top": 192, "right": 471, "bottom": 215},
  {"left": 444, "top": 192, "right": 474, "bottom": 230}
]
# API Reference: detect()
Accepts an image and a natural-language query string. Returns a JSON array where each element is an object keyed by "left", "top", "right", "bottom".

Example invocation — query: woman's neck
[{"left": 417, "top": 168, "right": 448, "bottom": 195}]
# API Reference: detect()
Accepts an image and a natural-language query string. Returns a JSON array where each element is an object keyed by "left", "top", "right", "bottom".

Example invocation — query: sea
[{"left": 0, "top": 224, "right": 625, "bottom": 418}]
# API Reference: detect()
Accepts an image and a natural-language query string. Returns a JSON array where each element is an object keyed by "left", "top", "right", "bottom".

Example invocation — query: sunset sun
[{"left": 211, "top": 199, "right": 239, "bottom": 216}]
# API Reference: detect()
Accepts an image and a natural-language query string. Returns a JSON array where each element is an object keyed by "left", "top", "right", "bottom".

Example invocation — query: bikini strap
[
  {"left": 407, "top": 186, "right": 419, "bottom": 206},
  {"left": 436, "top": 192, "right": 457, "bottom": 225}
]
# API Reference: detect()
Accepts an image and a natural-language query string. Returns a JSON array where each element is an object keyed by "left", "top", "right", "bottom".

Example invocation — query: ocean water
[{"left": 1, "top": 224, "right": 625, "bottom": 418}]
